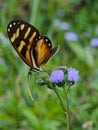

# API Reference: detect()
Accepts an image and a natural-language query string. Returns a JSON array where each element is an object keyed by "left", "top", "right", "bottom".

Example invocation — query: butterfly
[{"left": 7, "top": 20, "right": 59, "bottom": 74}]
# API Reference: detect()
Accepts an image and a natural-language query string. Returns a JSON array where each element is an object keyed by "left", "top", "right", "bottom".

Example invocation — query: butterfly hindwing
[
  {"left": 7, "top": 20, "right": 39, "bottom": 68},
  {"left": 32, "top": 36, "right": 59, "bottom": 67}
]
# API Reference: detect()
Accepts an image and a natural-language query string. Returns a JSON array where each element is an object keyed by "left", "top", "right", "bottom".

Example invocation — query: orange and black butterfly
[{"left": 7, "top": 20, "right": 59, "bottom": 74}]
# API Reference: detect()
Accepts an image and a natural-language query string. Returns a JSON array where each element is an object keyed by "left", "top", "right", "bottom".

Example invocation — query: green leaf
[{"left": 67, "top": 42, "right": 95, "bottom": 68}]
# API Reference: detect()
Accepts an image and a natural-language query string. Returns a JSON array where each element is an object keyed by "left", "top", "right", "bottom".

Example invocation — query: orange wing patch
[{"left": 35, "top": 38, "right": 51, "bottom": 67}]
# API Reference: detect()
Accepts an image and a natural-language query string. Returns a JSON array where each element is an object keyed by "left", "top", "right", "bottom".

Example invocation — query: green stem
[
  {"left": 53, "top": 86, "right": 65, "bottom": 112},
  {"left": 30, "top": 0, "right": 40, "bottom": 24},
  {"left": 52, "top": 84, "right": 71, "bottom": 130},
  {"left": 63, "top": 86, "right": 71, "bottom": 130}
]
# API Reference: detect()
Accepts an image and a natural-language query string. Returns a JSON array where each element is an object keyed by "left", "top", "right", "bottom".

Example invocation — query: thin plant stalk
[
  {"left": 63, "top": 86, "right": 71, "bottom": 130},
  {"left": 53, "top": 86, "right": 66, "bottom": 112},
  {"left": 53, "top": 85, "right": 71, "bottom": 130}
]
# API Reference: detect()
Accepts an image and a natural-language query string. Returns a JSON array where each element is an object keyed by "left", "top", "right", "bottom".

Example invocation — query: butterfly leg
[{"left": 28, "top": 68, "right": 34, "bottom": 75}]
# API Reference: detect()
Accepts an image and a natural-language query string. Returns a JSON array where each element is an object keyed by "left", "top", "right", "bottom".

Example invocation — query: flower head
[
  {"left": 59, "top": 66, "right": 67, "bottom": 74},
  {"left": 64, "top": 32, "right": 78, "bottom": 41},
  {"left": 60, "top": 22, "right": 70, "bottom": 30},
  {"left": 53, "top": 19, "right": 69, "bottom": 30},
  {"left": 49, "top": 70, "right": 64, "bottom": 83},
  {"left": 53, "top": 19, "right": 61, "bottom": 27},
  {"left": 59, "top": 66, "right": 67, "bottom": 70},
  {"left": 90, "top": 38, "right": 98, "bottom": 47},
  {"left": 67, "top": 67, "right": 79, "bottom": 82}
]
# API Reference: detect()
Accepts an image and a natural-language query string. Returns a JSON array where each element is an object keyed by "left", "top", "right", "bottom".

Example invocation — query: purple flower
[
  {"left": 90, "top": 38, "right": 98, "bottom": 47},
  {"left": 64, "top": 32, "right": 78, "bottom": 41},
  {"left": 59, "top": 66, "right": 67, "bottom": 70},
  {"left": 57, "top": 9, "right": 65, "bottom": 17},
  {"left": 67, "top": 67, "right": 79, "bottom": 82},
  {"left": 60, "top": 22, "right": 70, "bottom": 30},
  {"left": 49, "top": 70, "right": 64, "bottom": 83},
  {"left": 53, "top": 19, "right": 61, "bottom": 27},
  {"left": 54, "top": 19, "right": 70, "bottom": 30}
]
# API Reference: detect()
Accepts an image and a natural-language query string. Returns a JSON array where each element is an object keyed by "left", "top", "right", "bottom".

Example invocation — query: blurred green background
[{"left": 0, "top": 0, "right": 98, "bottom": 129}]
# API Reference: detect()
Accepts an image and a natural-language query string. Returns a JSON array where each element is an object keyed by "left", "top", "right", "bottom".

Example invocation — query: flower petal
[
  {"left": 67, "top": 67, "right": 79, "bottom": 82},
  {"left": 49, "top": 70, "right": 64, "bottom": 83}
]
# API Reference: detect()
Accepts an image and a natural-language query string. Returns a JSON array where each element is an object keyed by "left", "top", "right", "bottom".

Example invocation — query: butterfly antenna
[{"left": 27, "top": 71, "right": 34, "bottom": 101}]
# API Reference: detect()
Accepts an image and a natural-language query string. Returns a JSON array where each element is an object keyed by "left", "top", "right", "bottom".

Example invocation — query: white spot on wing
[
  {"left": 9, "top": 24, "right": 12, "bottom": 28},
  {"left": 48, "top": 43, "right": 51, "bottom": 46},
  {"left": 45, "top": 39, "right": 48, "bottom": 42},
  {"left": 38, "top": 36, "right": 41, "bottom": 39},
  {"left": 13, "top": 22, "right": 16, "bottom": 25},
  {"left": 8, "top": 28, "right": 10, "bottom": 32}
]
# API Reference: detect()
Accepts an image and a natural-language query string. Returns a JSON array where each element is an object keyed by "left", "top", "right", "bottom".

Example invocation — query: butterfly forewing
[{"left": 7, "top": 20, "right": 39, "bottom": 68}]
